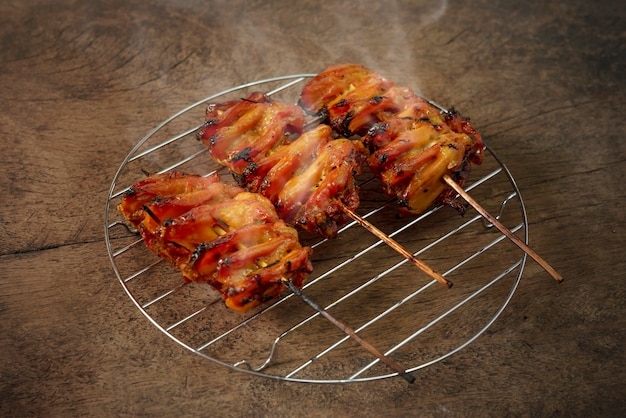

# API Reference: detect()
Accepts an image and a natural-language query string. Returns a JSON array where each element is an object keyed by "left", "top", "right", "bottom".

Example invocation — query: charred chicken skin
[
  {"left": 118, "top": 171, "right": 313, "bottom": 313},
  {"left": 197, "top": 93, "right": 367, "bottom": 238},
  {"left": 299, "top": 63, "right": 484, "bottom": 215},
  {"left": 272, "top": 130, "right": 366, "bottom": 238},
  {"left": 197, "top": 92, "right": 306, "bottom": 175}
]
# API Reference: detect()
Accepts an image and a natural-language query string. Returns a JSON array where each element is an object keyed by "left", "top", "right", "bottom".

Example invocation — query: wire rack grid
[{"left": 104, "top": 74, "right": 528, "bottom": 383}]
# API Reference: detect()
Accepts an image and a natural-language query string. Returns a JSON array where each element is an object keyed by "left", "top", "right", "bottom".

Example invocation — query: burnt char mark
[
  {"left": 231, "top": 171, "right": 245, "bottom": 187},
  {"left": 239, "top": 162, "right": 259, "bottom": 184},
  {"left": 188, "top": 233, "right": 233, "bottom": 266},
  {"left": 318, "top": 107, "right": 329, "bottom": 122},
  {"left": 368, "top": 122, "right": 388, "bottom": 135},
  {"left": 341, "top": 110, "right": 355, "bottom": 136},
  {"left": 451, "top": 157, "right": 472, "bottom": 183},
  {"left": 232, "top": 147, "right": 254, "bottom": 162},
  {"left": 123, "top": 187, "right": 137, "bottom": 197},
  {"left": 446, "top": 107, "right": 465, "bottom": 119},
  {"left": 189, "top": 242, "right": 207, "bottom": 265},
  {"left": 196, "top": 119, "right": 218, "bottom": 142},
  {"left": 334, "top": 98, "right": 347, "bottom": 107},
  {"left": 142, "top": 205, "right": 161, "bottom": 225},
  {"left": 220, "top": 257, "right": 232, "bottom": 268}
]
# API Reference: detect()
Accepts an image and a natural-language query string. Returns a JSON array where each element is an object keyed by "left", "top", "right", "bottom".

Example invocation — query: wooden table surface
[{"left": 2, "top": 0, "right": 625, "bottom": 416}]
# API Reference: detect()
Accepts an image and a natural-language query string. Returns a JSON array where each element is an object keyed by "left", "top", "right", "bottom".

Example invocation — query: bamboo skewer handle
[
  {"left": 340, "top": 203, "right": 453, "bottom": 288},
  {"left": 213, "top": 212, "right": 415, "bottom": 382},
  {"left": 281, "top": 278, "right": 416, "bottom": 384},
  {"left": 443, "top": 174, "right": 563, "bottom": 282}
]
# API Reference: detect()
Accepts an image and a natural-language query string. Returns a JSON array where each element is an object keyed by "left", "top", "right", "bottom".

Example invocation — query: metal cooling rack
[{"left": 104, "top": 74, "right": 529, "bottom": 383}]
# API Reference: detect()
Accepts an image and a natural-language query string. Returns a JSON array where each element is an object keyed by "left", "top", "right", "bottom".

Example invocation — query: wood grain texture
[{"left": 1, "top": 0, "right": 625, "bottom": 416}]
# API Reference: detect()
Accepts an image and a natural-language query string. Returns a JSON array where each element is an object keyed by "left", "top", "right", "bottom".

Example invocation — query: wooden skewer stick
[
  {"left": 442, "top": 174, "right": 563, "bottom": 282},
  {"left": 281, "top": 278, "right": 416, "bottom": 384},
  {"left": 221, "top": 216, "right": 414, "bottom": 381},
  {"left": 340, "top": 203, "right": 453, "bottom": 288}
]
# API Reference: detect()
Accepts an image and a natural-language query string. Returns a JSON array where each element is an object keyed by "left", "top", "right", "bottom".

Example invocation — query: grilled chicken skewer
[
  {"left": 119, "top": 171, "right": 417, "bottom": 379},
  {"left": 197, "top": 92, "right": 364, "bottom": 238},
  {"left": 118, "top": 171, "right": 313, "bottom": 312},
  {"left": 299, "top": 63, "right": 561, "bottom": 282},
  {"left": 197, "top": 92, "right": 451, "bottom": 287},
  {"left": 298, "top": 63, "right": 484, "bottom": 216}
]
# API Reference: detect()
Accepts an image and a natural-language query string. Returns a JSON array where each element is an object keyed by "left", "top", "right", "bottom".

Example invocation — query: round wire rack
[{"left": 104, "top": 74, "right": 528, "bottom": 383}]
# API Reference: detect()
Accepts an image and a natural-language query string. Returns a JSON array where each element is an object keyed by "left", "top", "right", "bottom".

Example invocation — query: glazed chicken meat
[
  {"left": 299, "top": 63, "right": 484, "bottom": 215},
  {"left": 118, "top": 171, "right": 312, "bottom": 313},
  {"left": 197, "top": 93, "right": 367, "bottom": 238}
]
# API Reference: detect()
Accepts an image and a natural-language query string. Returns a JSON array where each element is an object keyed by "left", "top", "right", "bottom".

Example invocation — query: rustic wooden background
[{"left": 1, "top": 0, "right": 624, "bottom": 416}]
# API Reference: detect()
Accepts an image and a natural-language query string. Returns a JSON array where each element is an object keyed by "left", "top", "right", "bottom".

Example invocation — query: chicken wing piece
[
  {"left": 275, "top": 137, "right": 367, "bottom": 238},
  {"left": 196, "top": 98, "right": 368, "bottom": 239},
  {"left": 300, "top": 63, "right": 484, "bottom": 215},
  {"left": 118, "top": 171, "right": 222, "bottom": 228},
  {"left": 196, "top": 92, "right": 306, "bottom": 174},
  {"left": 118, "top": 172, "right": 313, "bottom": 313},
  {"left": 367, "top": 122, "right": 476, "bottom": 215},
  {"left": 186, "top": 221, "right": 312, "bottom": 312},
  {"left": 298, "top": 63, "right": 374, "bottom": 115},
  {"left": 238, "top": 124, "right": 330, "bottom": 202}
]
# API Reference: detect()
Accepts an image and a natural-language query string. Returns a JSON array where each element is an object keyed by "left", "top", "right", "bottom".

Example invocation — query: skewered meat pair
[
  {"left": 299, "top": 63, "right": 484, "bottom": 215},
  {"left": 197, "top": 92, "right": 367, "bottom": 239},
  {"left": 296, "top": 64, "right": 561, "bottom": 284}
]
